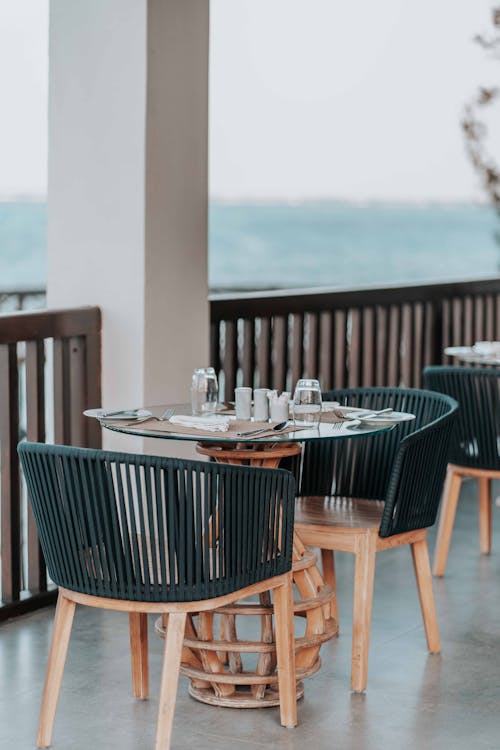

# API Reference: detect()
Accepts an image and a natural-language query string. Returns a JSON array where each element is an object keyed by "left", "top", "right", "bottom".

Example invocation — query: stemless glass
[
  {"left": 292, "top": 379, "right": 322, "bottom": 428},
  {"left": 191, "top": 367, "right": 218, "bottom": 415}
]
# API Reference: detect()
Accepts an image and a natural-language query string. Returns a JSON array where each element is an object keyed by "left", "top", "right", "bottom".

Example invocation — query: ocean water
[{"left": 1, "top": 200, "right": 499, "bottom": 294}]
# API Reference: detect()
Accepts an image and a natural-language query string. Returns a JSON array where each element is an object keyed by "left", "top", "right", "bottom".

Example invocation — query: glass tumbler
[
  {"left": 292, "top": 379, "right": 322, "bottom": 428},
  {"left": 191, "top": 367, "right": 218, "bottom": 415}
]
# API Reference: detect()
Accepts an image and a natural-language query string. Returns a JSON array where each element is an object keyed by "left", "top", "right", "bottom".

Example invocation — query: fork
[
  {"left": 334, "top": 407, "right": 393, "bottom": 421},
  {"left": 125, "top": 408, "right": 174, "bottom": 426}
]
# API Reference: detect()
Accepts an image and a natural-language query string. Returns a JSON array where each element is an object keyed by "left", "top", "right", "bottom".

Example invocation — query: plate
[
  {"left": 83, "top": 408, "right": 152, "bottom": 421},
  {"left": 444, "top": 346, "right": 473, "bottom": 357},
  {"left": 347, "top": 411, "right": 416, "bottom": 427}
]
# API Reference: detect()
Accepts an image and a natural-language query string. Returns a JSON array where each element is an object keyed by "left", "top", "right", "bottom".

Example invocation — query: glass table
[
  {"left": 444, "top": 345, "right": 500, "bottom": 366},
  {"left": 101, "top": 403, "right": 391, "bottom": 709}
]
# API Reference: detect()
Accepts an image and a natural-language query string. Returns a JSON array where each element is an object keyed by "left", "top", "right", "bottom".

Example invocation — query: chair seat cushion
[{"left": 295, "top": 496, "right": 385, "bottom": 529}]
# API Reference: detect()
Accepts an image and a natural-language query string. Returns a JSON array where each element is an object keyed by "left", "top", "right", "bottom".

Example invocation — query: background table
[
  {"left": 103, "top": 404, "right": 390, "bottom": 708},
  {"left": 444, "top": 345, "right": 500, "bottom": 366}
]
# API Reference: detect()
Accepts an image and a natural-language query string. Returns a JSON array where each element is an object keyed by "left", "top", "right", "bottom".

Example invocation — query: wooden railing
[
  {"left": 3, "top": 276, "right": 500, "bottom": 619},
  {"left": 210, "top": 277, "right": 500, "bottom": 399},
  {"left": 0, "top": 306, "right": 101, "bottom": 620}
]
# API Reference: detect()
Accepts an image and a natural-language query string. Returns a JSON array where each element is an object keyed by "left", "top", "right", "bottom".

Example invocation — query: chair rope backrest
[
  {"left": 18, "top": 443, "right": 295, "bottom": 603},
  {"left": 298, "top": 387, "right": 458, "bottom": 537},
  {"left": 423, "top": 365, "right": 500, "bottom": 471},
  {"left": 380, "top": 396, "right": 457, "bottom": 536}
]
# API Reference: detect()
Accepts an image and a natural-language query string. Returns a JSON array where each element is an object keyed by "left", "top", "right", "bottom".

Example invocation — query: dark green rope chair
[
  {"left": 294, "top": 387, "right": 457, "bottom": 692},
  {"left": 18, "top": 442, "right": 297, "bottom": 749},
  {"left": 423, "top": 365, "right": 500, "bottom": 575}
]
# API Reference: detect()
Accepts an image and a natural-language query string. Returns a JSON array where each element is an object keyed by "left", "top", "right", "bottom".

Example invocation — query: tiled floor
[{"left": 1, "top": 479, "right": 499, "bottom": 749}]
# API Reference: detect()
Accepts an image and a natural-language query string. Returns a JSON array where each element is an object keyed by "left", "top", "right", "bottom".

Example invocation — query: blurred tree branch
[{"left": 462, "top": 8, "right": 500, "bottom": 221}]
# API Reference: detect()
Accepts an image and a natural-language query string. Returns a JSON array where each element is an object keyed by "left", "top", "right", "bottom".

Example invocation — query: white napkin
[{"left": 169, "top": 414, "right": 230, "bottom": 432}]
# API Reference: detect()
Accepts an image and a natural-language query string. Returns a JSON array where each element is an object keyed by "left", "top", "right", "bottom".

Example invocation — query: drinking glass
[
  {"left": 292, "top": 379, "right": 322, "bottom": 428},
  {"left": 191, "top": 367, "right": 218, "bottom": 415}
]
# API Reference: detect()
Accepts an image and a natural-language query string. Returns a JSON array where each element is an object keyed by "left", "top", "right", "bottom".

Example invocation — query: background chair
[
  {"left": 293, "top": 387, "right": 457, "bottom": 692},
  {"left": 18, "top": 442, "right": 297, "bottom": 749},
  {"left": 423, "top": 366, "right": 500, "bottom": 575}
]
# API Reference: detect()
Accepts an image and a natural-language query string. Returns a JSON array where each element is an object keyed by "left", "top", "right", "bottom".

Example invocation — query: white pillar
[{"left": 47, "top": 0, "right": 209, "bottom": 457}]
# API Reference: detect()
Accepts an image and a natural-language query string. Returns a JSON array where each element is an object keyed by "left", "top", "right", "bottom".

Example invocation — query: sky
[{"left": 0, "top": 0, "right": 499, "bottom": 202}]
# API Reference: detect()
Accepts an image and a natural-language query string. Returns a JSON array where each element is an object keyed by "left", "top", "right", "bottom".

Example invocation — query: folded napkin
[{"left": 169, "top": 414, "right": 230, "bottom": 432}]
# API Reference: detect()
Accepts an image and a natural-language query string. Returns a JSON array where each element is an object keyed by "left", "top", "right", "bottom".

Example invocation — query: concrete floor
[{"left": 1, "top": 479, "right": 499, "bottom": 750}]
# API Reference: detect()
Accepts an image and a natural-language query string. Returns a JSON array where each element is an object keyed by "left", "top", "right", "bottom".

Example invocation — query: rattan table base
[{"left": 156, "top": 441, "right": 337, "bottom": 709}]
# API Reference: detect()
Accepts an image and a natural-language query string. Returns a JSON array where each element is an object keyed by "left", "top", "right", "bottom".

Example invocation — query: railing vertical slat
[
  {"left": 242, "top": 320, "right": 255, "bottom": 387},
  {"left": 334, "top": 310, "right": 347, "bottom": 388},
  {"left": 348, "top": 309, "right": 361, "bottom": 388},
  {"left": 463, "top": 296, "right": 473, "bottom": 345},
  {"left": 375, "top": 305, "right": 388, "bottom": 386},
  {"left": 223, "top": 321, "right": 237, "bottom": 400},
  {"left": 210, "top": 319, "right": 221, "bottom": 387},
  {"left": 68, "top": 336, "right": 86, "bottom": 447},
  {"left": 319, "top": 311, "right": 332, "bottom": 389},
  {"left": 474, "top": 295, "right": 485, "bottom": 342},
  {"left": 401, "top": 304, "right": 412, "bottom": 387},
  {"left": 291, "top": 314, "right": 304, "bottom": 386},
  {"left": 387, "top": 305, "right": 399, "bottom": 386},
  {"left": 0, "top": 343, "right": 21, "bottom": 603},
  {"left": 412, "top": 302, "right": 424, "bottom": 388},
  {"left": 272, "top": 316, "right": 287, "bottom": 391},
  {"left": 54, "top": 338, "right": 72, "bottom": 444},
  {"left": 257, "top": 318, "right": 271, "bottom": 389},
  {"left": 362, "top": 307, "right": 375, "bottom": 386},
  {"left": 25, "top": 340, "right": 47, "bottom": 593},
  {"left": 451, "top": 298, "right": 462, "bottom": 346},
  {"left": 485, "top": 294, "right": 494, "bottom": 340},
  {"left": 430, "top": 300, "right": 444, "bottom": 366},
  {"left": 305, "top": 313, "right": 319, "bottom": 380}
]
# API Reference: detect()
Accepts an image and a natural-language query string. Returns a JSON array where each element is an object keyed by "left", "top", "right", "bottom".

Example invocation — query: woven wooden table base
[{"left": 156, "top": 441, "right": 337, "bottom": 708}]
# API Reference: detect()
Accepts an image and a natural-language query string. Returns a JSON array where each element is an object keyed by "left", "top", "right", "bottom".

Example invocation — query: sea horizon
[{"left": 1, "top": 198, "right": 499, "bottom": 296}]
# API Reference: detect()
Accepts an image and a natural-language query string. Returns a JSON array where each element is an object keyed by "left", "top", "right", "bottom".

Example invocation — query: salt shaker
[
  {"left": 253, "top": 388, "right": 270, "bottom": 421},
  {"left": 235, "top": 387, "right": 252, "bottom": 420}
]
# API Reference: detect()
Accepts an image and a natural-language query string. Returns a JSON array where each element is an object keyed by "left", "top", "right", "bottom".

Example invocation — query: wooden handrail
[
  {"left": 0, "top": 305, "right": 100, "bottom": 344},
  {"left": 210, "top": 276, "right": 500, "bottom": 319}
]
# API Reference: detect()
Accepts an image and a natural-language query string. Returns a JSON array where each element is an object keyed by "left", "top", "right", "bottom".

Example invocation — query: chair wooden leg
[
  {"left": 478, "top": 476, "right": 492, "bottom": 555},
  {"left": 37, "top": 592, "right": 76, "bottom": 748},
  {"left": 321, "top": 549, "right": 338, "bottom": 630},
  {"left": 273, "top": 573, "right": 298, "bottom": 729},
  {"left": 155, "top": 612, "right": 187, "bottom": 750},
  {"left": 351, "top": 533, "right": 376, "bottom": 692},
  {"left": 433, "top": 467, "right": 462, "bottom": 576},
  {"left": 411, "top": 534, "right": 440, "bottom": 654},
  {"left": 129, "top": 612, "right": 149, "bottom": 698}
]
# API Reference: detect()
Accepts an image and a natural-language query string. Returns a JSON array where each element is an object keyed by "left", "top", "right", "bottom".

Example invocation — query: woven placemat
[{"left": 106, "top": 417, "right": 310, "bottom": 439}]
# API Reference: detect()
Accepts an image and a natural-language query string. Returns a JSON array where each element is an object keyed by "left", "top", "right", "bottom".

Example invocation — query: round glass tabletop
[
  {"left": 101, "top": 402, "right": 393, "bottom": 443},
  {"left": 444, "top": 346, "right": 500, "bottom": 366}
]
